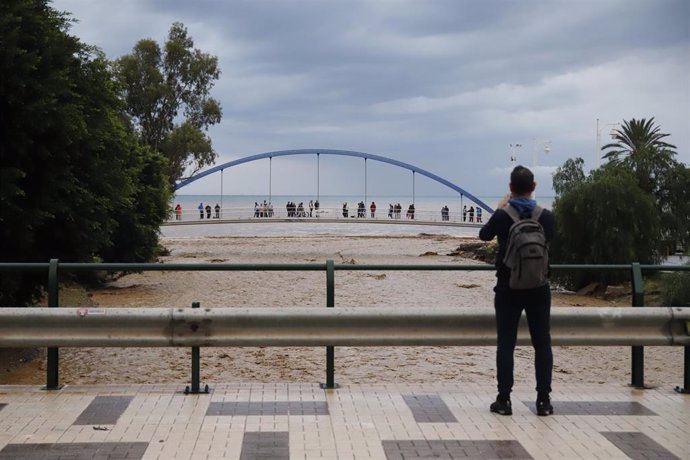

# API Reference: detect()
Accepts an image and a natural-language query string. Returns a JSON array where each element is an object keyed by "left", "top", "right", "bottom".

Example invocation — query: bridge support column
[{"left": 364, "top": 158, "right": 367, "bottom": 207}]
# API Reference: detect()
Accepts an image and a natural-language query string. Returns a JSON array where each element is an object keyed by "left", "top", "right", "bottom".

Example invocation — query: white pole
[
  {"left": 532, "top": 140, "right": 537, "bottom": 201},
  {"left": 594, "top": 118, "right": 601, "bottom": 169},
  {"left": 316, "top": 153, "right": 320, "bottom": 203},
  {"left": 220, "top": 169, "right": 224, "bottom": 218},
  {"left": 269, "top": 157, "right": 272, "bottom": 205},
  {"left": 364, "top": 158, "right": 367, "bottom": 206},
  {"left": 412, "top": 171, "right": 415, "bottom": 206}
]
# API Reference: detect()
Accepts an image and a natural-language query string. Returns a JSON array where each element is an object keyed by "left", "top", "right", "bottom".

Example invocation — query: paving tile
[
  {"left": 601, "top": 431, "right": 681, "bottom": 460},
  {"left": 0, "top": 441, "right": 149, "bottom": 459},
  {"left": 206, "top": 401, "right": 328, "bottom": 416},
  {"left": 402, "top": 394, "right": 458, "bottom": 423},
  {"left": 240, "top": 431, "right": 289, "bottom": 460},
  {"left": 523, "top": 400, "right": 657, "bottom": 416},
  {"left": 74, "top": 396, "right": 135, "bottom": 425},
  {"left": 382, "top": 439, "right": 533, "bottom": 459},
  {"left": 0, "top": 383, "right": 687, "bottom": 459}
]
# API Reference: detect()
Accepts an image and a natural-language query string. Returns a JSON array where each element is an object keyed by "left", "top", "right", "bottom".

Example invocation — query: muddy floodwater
[{"left": 1, "top": 234, "right": 684, "bottom": 389}]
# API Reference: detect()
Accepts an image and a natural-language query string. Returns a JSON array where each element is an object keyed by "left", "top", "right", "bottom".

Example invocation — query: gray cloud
[{"left": 55, "top": 0, "right": 690, "bottom": 197}]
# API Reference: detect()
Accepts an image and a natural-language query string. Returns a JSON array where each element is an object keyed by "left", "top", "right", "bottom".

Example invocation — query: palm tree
[
  {"left": 602, "top": 117, "right": 676, "bottom": 165},
  {"left": 601, "top": 117, "right": 677, "bottom": 194}
]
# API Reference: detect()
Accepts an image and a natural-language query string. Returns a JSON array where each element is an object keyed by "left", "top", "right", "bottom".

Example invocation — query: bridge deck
[
  {"left": 162, "top": 217, "right": 483, "bottom": 228},
  {"left": 1, "top": 382, "right": 687, "bottom": 459}
]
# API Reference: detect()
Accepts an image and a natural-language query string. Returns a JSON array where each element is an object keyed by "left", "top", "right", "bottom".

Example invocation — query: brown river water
[{"left": 1, "top": 235, "right": 683, "bottom": 389}]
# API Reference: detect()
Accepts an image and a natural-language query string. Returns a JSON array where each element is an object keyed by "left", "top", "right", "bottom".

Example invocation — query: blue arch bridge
[{"left": 166, "top": 149, "right": 494, "bottom": 228}]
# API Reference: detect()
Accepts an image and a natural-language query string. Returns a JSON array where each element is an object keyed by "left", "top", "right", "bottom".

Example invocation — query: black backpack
[{"left": 502, "top": 205, "right": 549, "bottom": 289}]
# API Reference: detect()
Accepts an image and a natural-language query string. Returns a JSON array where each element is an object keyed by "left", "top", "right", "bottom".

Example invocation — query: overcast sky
[{"left": 54, "top": 0, "right": 689, "bottom": 198}]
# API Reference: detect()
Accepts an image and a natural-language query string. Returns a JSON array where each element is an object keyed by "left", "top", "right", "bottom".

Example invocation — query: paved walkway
[{"left": 0, "top": 382, "right": 687, "bottom": 459}]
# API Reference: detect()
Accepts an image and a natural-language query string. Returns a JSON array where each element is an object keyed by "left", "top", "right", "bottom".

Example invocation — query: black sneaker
[
  {"left": 536, "top": 398, "right": 553, "bottom": 416},
  {"left": 490, "top": 397, "right": 512, "bottom": 416}
]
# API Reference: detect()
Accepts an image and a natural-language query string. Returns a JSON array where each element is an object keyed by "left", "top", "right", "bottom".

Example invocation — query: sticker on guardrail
[{"left": 77, "top": 308, "right": 106, "bottom": 317}]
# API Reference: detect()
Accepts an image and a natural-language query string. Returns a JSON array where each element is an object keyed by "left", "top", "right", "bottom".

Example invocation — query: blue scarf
[{"left": 508, "top": 197, "right": 537, "bottom": 219}]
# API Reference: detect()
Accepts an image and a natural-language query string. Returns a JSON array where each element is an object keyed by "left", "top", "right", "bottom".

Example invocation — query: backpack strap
[
  {"left": 531, "top": 205, "right": 544, "bottom": 221},
  {"left": 503, "top": 204, "right": 520, "bottom": 223},
  {"left": 504, "top": 204, "right": 544, "bottom": 222}
]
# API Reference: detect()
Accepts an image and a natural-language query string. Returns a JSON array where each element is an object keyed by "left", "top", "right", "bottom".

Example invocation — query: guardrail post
[
  {"left": 321, "top": 259, "right": 337, "bottom": 389},
  {"left": 185, "top": 302, "right": 209, "bottom": 394},
  {"left": 630, "top": 262, "right": 646, "bottom": 388},
  {"left": 674, "top": 345, "right": 690, "bottom": 394},
  {"left": 44, "top": 258, "right": 63, "bottom": 390}
]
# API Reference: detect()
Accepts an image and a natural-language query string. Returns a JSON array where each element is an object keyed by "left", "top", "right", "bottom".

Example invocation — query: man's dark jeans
[{"left": 494, "top": 284, "right": 552, "bottom": 397}]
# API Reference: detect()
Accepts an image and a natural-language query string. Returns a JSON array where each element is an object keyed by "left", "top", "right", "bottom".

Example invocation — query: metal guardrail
[
  {"left": 0, "top": 260, "right": 688, "bottom": 393},
  {"left": 1, "top": 306, "right": 688, "bottom": 348}
]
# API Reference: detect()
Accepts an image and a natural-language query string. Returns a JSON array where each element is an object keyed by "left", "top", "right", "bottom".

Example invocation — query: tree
[
  {"left": 0, "top": 0, "right": 171, "bottom": 305},
  {"left": 115, "top": 22, "right": 222, "bottom": 185},
  {"left": 552, "top": 157, "right": 586, "bottom": 198},
  {"left": 550, "top": 167, "right": 660, "bottom": 289},
  {"left": 602, "top": 117, "right": 676, "bottom": 164},
  {"left": 602, "top": 117, "right": 677, "bottom": 195},
  {"left": 655, "top": 163, "right": 690, "bottom": 251},
  {"left": 602, "top": 117, "right": 687, "bottom": 251}
]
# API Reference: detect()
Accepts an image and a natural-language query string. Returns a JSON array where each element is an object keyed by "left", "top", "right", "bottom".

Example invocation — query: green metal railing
[{"left": 0, "top": 260, "right": 688, "bottom": 393}]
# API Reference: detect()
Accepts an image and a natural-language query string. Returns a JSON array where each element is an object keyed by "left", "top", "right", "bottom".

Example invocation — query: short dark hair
[{"left": 510, "top": 166, "right": 535, "bottom": 194}]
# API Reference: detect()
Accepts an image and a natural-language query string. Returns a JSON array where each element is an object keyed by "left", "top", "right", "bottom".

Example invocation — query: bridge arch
[{"left": 175, "top": 149, "right": 494, "bottom": 213}]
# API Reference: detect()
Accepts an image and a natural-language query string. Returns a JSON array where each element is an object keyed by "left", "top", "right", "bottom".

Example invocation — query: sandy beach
[{"left": 1, "top": 233, "right": 684, "bottom": 390}]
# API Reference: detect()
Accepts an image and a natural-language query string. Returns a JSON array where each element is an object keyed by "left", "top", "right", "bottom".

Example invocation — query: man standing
[{"left": 479, "top": 165, "right": 555, "bottom": 417}]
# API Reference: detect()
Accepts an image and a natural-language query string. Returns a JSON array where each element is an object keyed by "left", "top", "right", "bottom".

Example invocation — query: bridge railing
[
  {"left": 168, "top": 206, "right": 484, "bottom": 224},
  {"left": 0, "top": 261, "right": 688, "bottom": 393}
]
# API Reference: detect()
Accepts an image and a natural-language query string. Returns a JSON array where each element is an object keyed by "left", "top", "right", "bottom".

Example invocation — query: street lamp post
[
  {"left": 596, "top": 118, "right": 620, "bottom": 168},
  {"left": 531, "top": 139, "right": 551, "bottom": 201},
  {"left": 510, "top": 143, "right": 522, "bottom": 167}
]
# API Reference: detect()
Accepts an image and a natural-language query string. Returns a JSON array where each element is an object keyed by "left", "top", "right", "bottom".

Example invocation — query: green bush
[{"left": 660, "top": 264, "right": 690, "bottom": 306}]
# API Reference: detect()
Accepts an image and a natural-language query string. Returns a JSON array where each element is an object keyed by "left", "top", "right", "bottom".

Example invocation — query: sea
[{"left": 163, "top": 194, "right": 555, "bottom": 238}]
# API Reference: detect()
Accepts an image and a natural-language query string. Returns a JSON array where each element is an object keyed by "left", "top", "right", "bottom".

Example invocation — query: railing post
[
  {"left": 675, "top": 345, "right": 690, "bottom": 394},
  {"left": 630, "top": 262, "right": 646, "bottom": 388},
  {"left": 44, "top": 258, "right": 63, "bottom": 390},
  {"left": 185, "top": 302, "right": 209, "bottom": 394},
  {"left": 321, "top": 259, "right": 337, "bottom": 389}
]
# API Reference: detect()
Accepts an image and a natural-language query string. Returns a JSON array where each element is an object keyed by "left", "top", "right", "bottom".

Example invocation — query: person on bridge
[
  {"left": 205, "top": 204, "right": 212, "bottom": 219},
  {"left": 342, "top": 202, "right": 348, "bottom": 218},
  {"left": 388, "top": 204, "right": 393, "bottom": 219},
  {"left": 214, "top": 203, "right": 220, "bottom": 218},
  {"left": 462, "top": 205, "right": 467, "bottom": 222},
  {"left": 198, "top": 202, "right": 204, "bottom": 219},
  {"left": 370, "top": 201, "right": 376, "bottom": 218},
  {"left": 476, "top": 207, "right": 482, "bottom": 223},
  {"left": 175, "top": 204, "right": 182, "bottom": 221},
  {"left": 479, "top": 165, "right": 556, "bottom": 417},
  {"left": 309, "top": 200, "right": 314, "bottom": 217},
  {"left": 468, "top": 206, "right": 474, "bottom": 222}
]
